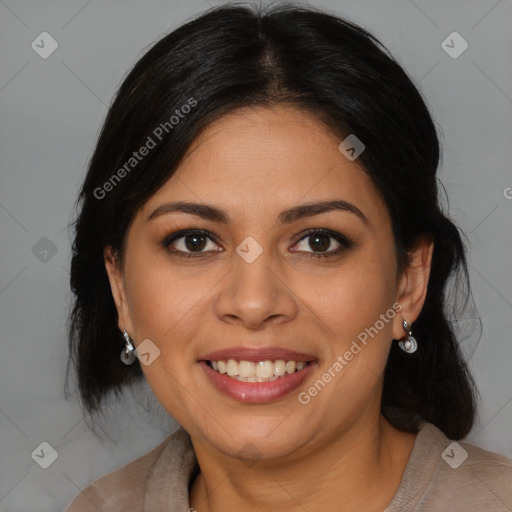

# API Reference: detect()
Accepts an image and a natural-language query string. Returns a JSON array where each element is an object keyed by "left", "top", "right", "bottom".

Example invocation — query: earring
[
  {"left": 398, "top": 320, "right": 418, "bottom": 353},
  {"left": 120, "top": 328, "right": 137, "bottom": 365}
]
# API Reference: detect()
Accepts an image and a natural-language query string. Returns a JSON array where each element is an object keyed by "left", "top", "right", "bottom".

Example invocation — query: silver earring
[
  {"left": 398, "top": 320, "right": 418, "bottom": 353},
  {"left": 120, "top": 329, "right": 137, "bottom": 365}
]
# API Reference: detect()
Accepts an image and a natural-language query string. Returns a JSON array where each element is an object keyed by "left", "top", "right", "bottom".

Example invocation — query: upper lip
[{"left": 199, "top": 346, "right": 317, "bottom": 363}]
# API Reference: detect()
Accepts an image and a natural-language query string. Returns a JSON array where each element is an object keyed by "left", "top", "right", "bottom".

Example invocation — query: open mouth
[{"left": 204, "top": 359, "right": 312, "bottom": 382}]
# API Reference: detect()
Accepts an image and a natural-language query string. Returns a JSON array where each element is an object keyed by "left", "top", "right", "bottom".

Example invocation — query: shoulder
[
  {"left": 63, "top": 429, "right": 186, "bottom": 512},
  {"left": 406, "top": 422, "right": 512, "bottom": 511}
]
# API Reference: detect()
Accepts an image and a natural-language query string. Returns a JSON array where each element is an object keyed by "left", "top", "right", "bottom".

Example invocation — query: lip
[
  {"left": 199, "top": 360, "right": 318, "bottom": 403},
  {"left": 199, "top": 346, "right": 316, "bottom": 363}
]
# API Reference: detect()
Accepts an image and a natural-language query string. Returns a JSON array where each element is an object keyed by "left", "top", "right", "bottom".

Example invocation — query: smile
[
  {"left": 198, "top": 347, "right": 318, "bottom": 403},
  {"left": 206, "top": 359, "right": 310, "bottom": 382}
]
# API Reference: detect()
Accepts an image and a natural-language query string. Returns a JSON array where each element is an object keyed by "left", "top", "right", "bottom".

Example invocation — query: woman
[{"left": 65, "top": 3, "right": 512, "bottom": 511}]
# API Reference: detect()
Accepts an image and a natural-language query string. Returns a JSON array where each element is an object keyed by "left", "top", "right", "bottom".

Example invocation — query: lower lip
[{"left": 199, "top": 360, "right": 317, "bottom": 403}]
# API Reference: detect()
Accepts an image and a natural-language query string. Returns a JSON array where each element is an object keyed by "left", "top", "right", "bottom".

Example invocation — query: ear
[
  {"left": 392, "top": 233, "right": 434, "bottom": 340},
  {"left": 104, "top": 246, "right": 133, "bottom": 335}
]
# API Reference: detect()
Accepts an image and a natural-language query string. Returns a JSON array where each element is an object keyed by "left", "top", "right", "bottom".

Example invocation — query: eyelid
[{"left": 161, "top": 227, "right": 353, "bottom": 258}]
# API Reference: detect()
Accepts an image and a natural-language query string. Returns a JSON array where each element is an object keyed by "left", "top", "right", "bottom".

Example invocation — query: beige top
[{"left": 64, "top": 422, "right": 512, "bottom": 511}]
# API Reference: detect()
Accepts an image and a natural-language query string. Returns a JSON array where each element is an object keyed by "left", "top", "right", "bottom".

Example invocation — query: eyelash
[{"left": 161, "top": 227, "right": 353, "bottom": 260}]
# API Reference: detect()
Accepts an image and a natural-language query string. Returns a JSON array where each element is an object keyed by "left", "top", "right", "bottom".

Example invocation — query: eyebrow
[{"left": 148, "top": 199, "right": 369, "bottom": 226}]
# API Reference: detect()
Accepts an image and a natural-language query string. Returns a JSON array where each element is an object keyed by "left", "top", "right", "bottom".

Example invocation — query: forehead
[{"left": 140, "top": 105, "right": 388, "bottom": 227}]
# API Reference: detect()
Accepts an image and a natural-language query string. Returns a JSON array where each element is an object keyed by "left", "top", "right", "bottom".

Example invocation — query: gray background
[{"left": 0, "top": 0, "right": 511, "bottom": 510}]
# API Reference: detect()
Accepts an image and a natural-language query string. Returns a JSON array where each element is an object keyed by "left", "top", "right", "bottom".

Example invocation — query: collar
[{"left": 143, "top": 421, "right": 445, "bottom": 511}]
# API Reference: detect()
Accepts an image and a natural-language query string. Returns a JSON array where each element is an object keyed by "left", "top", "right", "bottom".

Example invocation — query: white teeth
[
  {"left": 239, "top": 360, "right": 256, "bottom": 378},
  {"left": 274, "top": 360, "right": 286, "bottom": 376},
  {"left": 226, "top": 359, "right": 239, "bottom": 376},
  {"left": 208, "top": 359, "right": 310, "bottom": 380},
  {"left": 286, "top": 361, "right": 296, "bottom": 374},
  {"left": 256, "top": 360, "right": 274, "bottom": 379}
]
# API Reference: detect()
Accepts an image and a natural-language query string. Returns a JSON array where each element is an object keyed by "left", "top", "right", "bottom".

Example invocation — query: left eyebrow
[
  {"left": 148, "top": 199, "right": 369, "bottom": 226},
  {"left": 278, "top": 199, "right": 369, "bottom": 226}
]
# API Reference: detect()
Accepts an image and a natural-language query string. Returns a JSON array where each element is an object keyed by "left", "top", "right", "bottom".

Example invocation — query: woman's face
[{"left": 106, "top": 105, "right": 429, "bottom": 462}]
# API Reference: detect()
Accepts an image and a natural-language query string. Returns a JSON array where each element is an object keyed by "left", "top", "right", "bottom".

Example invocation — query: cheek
[
  {"left": 124, "top": 248, "right": 204, "bottom": 340},
  {"left": 123, "top": 256, "right": 208, "bottom": 421},
  {"left": 328, "top": 253, "right": 397, "bottom": 398},
  {"left": 305, "top": 242, "right": 397, "bottom": 407},
  {"left": 306, "top": 243, "right": 397, "bottom": 337}
]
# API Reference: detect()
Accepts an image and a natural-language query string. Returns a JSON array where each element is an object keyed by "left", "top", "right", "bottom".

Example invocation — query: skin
[{"left": 105, "top": 105, "right": 434, "bottom": 512}]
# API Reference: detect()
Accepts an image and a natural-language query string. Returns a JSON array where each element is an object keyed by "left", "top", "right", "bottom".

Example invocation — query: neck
[{"left": 189, "top": 414, "right": 417, "bottom": 512}]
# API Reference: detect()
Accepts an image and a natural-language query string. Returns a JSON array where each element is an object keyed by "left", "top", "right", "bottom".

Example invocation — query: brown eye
[
  {"left": 307, "top": 233, "right": 332, "bottom": 252},
  {"left": 181, "top": 233, "right": 208, "bottom": 252},
  {"left": 162, "top": 229, "right": 222, "bottom": 257},
  {"left": 292, "top": 229, "right": 352, "bottom": 258}
]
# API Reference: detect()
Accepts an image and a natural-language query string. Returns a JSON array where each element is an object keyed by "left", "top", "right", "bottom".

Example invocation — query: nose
[{"left": 214, "top": 247, "right": 298, "bottom": 330}]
